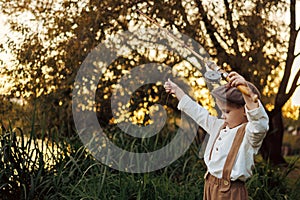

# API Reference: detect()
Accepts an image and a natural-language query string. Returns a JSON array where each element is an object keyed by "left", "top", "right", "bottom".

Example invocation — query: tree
[
  {"left": 261, "top": 0, "right": 300, "bottom": 164},
  {"left": 1, "top": 0, "right": 299, "bottom": 164}
]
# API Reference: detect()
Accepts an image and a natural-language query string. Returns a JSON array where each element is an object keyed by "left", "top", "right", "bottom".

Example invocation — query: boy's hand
[
  {"left": 164, "top": 79, "right": 177, "bottom": 94},
  {"left": 227, "top": 72, "right": 259, "bottom": 109},
  {"left": 227, "top": 72, "right": 247, "bottom": 87},
  {"left": 164, "top": 79, "right": 185, "bottom": 100}
]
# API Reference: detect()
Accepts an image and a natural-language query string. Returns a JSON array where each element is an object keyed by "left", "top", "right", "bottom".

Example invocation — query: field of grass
[
  {"left": 1, "top": 124, "right": 299, "bottom": 200},
  {"left": 285, "top": 156, "right": 300, "bottom": 186}
]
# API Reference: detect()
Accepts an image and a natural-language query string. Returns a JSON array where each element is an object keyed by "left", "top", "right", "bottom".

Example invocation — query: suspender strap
[{"left": 220, "top": 123, "right": 247, "bottom": 192}]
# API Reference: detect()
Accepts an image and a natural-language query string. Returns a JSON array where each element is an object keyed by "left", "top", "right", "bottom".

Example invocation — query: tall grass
[
  {"left": 247, "top": 156, "right": 300, "bottom": 200},
  {"left": 0, "top": 121, "right": 205, "bottom": 200},
  {"left": 1, "top": 121, "right": 299, "bottom": 199}
]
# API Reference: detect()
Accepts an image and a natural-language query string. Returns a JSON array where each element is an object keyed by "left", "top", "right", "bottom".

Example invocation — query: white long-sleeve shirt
[{"left": 177, "top": 95, "right": 269, "bottom": 181}]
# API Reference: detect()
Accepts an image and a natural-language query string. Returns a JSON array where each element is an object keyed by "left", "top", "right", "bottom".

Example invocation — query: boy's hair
[{"left": 211, "top": 82, "right": 261, "bottom": 107}]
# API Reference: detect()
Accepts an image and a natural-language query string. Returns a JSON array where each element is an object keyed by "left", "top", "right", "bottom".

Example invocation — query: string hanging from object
[{"left": 136, "top": 9, "right": 258, "bottom": 102}]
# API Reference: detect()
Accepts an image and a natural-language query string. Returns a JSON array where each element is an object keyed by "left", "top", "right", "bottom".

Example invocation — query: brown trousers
[
  {"left": 203, "top": 173, "right": 248, "bottom": 200},
  {"left": 203, "top": 123, "right": 248, "bottom": 200}
]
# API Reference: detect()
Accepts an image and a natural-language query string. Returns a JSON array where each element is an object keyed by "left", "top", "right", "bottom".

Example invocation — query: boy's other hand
[{"left": 163, "top": 79, "right": 186, "bottom": 100}]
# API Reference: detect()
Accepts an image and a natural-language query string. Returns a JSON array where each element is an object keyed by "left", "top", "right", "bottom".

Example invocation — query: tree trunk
[{"left": 260, "top": 110, "right": 286, "bottom": 165}]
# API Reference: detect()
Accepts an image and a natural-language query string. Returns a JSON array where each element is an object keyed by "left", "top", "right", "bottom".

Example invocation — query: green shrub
[
  {"left": 247, "top": 157, "right": 300, "bottom": 200},
  {"left": 1, "top": 123, "right": 299, "bottom": 200},
  {"left": 0, "top": 125, "right": 48, "bottom": 199}
]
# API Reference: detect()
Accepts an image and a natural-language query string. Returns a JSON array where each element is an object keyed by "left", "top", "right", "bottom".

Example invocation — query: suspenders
[{"left": 206, "top": 123, "right": 247, "bottom": 192}]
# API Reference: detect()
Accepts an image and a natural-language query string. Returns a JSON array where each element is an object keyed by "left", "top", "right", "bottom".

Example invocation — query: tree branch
[
  {"left": 277, "top": 68, "right": 300, "bottom": 109},
  {"left": 276, "top": 0, "right": 297, "bottom": 107},
  {"left": 287, "top": 68, "right": 300, "bottom": 97},
  {"left": 223, "top": 0, "right": 239, "bottom": 56},
  {"left": 195, "top": 0, "right": 226, "bottom": 56}
]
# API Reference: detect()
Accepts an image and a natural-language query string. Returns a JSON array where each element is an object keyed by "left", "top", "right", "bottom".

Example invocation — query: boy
[{"left": 164, "top": 72, "right": 269, "bottom": 200}]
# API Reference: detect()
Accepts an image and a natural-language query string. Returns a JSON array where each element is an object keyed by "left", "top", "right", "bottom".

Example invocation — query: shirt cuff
[{"left": 245, "top": 100, "right": 267, "bottom": 121}]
